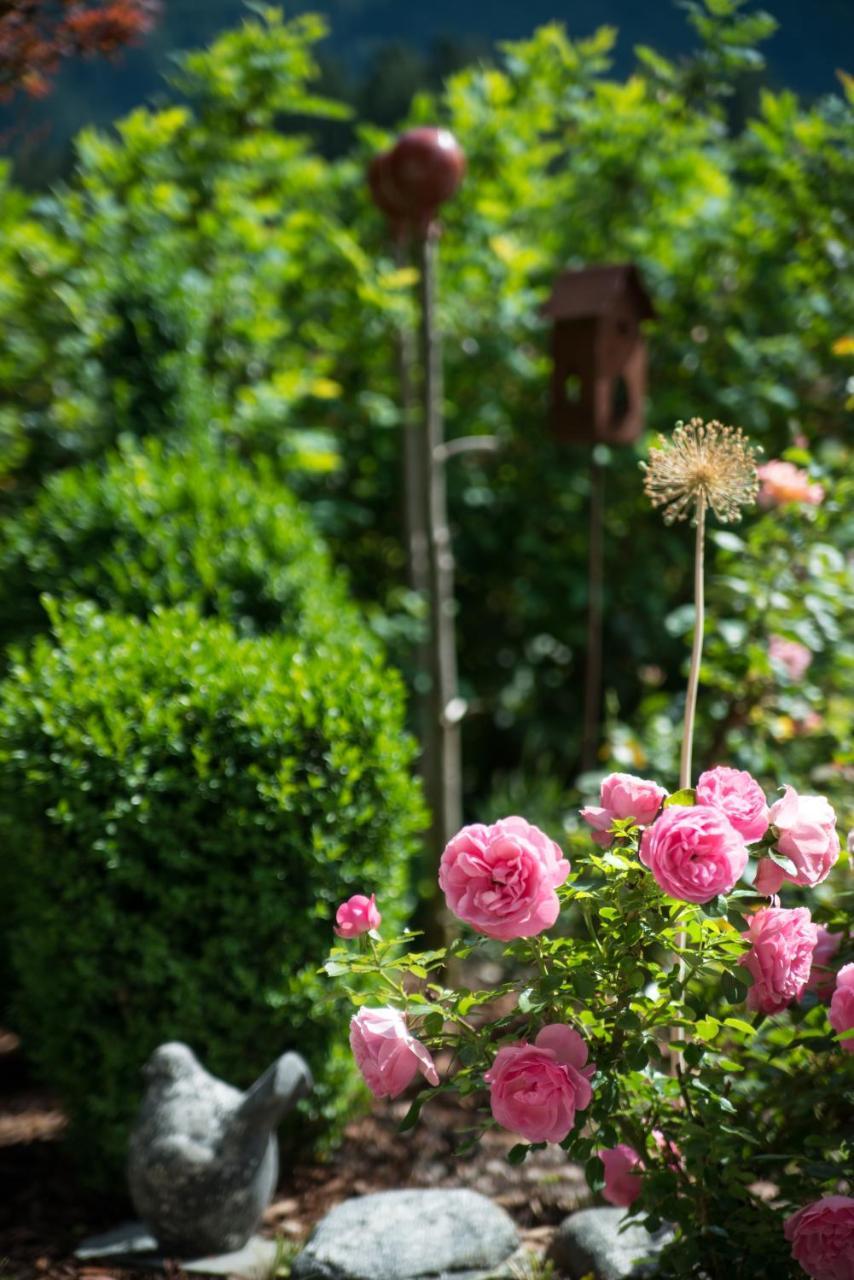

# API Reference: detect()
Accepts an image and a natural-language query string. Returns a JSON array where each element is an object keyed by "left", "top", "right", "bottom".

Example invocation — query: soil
[{"left": 0, "top": 1031, "right": 590, "bottom": 1280}]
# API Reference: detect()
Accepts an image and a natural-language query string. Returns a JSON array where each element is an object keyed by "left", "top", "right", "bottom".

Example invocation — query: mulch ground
[{"left": 0, "top": 1030, "right": 589, "bottom": 1280}]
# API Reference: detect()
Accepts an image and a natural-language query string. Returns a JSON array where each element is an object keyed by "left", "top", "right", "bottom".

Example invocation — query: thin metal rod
[
  {"left": 679, "top": 496, "right": 706, "bottom": 790},
  {"left": 434, "top": 435, "right": 500, "bottom": 463},
  {"left": 581, "top": 456, "right": 605, "bottom": 773},
  {"left": 396, "top": 238, "right": 429, "bottom": 603}
]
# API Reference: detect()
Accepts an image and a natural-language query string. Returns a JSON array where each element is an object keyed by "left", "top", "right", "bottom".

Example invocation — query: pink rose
[
  {"left": 349, "top": 1006, "right": 439, "bottom": 1099},
  {"left": 769, "top": 635, "right": 813, "bottom": 682},
  {"left": 639, "top": 805, "right": 749, "bottom": 904},
  {"left": 784, "top": 1195, "right": 854, "bottom": 1280},
  {"left": 485, "top": 1024, "right": 594, "bottom": 1144},
  {"left": 758, "top": 460, "right": 824, "bottom": 509},
  {"left": 600, "top": 1144, "right": 644, "bottom": 1207},
  {"left": 695, "top": 766, "right": 769, "bottom": 843},
  {"left": 756, "top": 786, "right": 840, "bottom": 895},
  {"left": 334, "top": 893, "right": 381, "bottom": 939},
  {"left": 803, "top": 927, "right": 843, "bottom": 1003},
  {"left": 438, "top": 816, "right": 570, "bottom": 941},
  {"left": 829, "top": 964, "right": 854, "bottom": 1055},
  {"left": 580, "top": 773, "right": 667, "bottom": 847},
  {"left": 740, "top": 907, "right": 818, "bottom": 1014},
  {"left": 652, "top": 1128, "right": 682, "bottom": 1170}
]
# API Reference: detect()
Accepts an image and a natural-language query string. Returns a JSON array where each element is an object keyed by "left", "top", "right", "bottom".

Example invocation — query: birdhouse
[{"left": 542, "top": 264, "right": 654, "bottom": 445}]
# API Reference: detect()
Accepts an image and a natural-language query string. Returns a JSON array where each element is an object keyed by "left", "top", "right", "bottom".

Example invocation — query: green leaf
[
  {"left": 723, "top": 1017, "right": 756, "bottom": 1037},
  {"left": 664, "top": 788, "right": 696, "bottom": 807},
  {"left": 507, "top": 1144, "right": 530, "bottom": 1165},
  {"left": 695, "top": 1016, "right": 720, "bottom": 1041}
]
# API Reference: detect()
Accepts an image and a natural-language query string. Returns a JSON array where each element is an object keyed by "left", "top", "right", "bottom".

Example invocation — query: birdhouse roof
[{"left": 542, "top": 263, "right": 654, "bottom": 320}]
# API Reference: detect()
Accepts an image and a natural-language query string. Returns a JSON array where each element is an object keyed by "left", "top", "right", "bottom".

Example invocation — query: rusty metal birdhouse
[{"left": 543, "top": 263, "right": 654, "bottom": 445}]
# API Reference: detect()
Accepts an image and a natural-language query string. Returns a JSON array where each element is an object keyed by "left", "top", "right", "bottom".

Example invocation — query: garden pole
[
  {"left": 396, "top": 240, "right": 430, "bottom": 606},
  {"left": 581, "top": 453, "right": 605, "bottom": 773}
]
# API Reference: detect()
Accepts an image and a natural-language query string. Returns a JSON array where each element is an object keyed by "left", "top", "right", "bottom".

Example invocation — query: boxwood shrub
[
  {"left": 0, "top": 435, "right": 362, "bottom": 655},
  {"left": 0, "top": 602, "right": 424, "bottom": 1180}
]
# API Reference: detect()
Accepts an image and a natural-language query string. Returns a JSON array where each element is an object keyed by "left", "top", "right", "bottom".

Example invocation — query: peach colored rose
[
  {"left": 829, "top": 964, "right": 854, "bottom": 1055},
  {"left": 639, "top": 805, "right": 748, "bottom": 904},
  {"left": 485, "top": 1024, "right": 594, "bottom": 1144},
  {"left": 803, "top": 927, "right": 843, "bottom": 1003},
  {"left": 439, "top": 817, "right": 570, "bottom": 941},
  {"left": 758, "top": 460, "right": 824, "bottom": 508},
  {"left": 740, "top": 907, "right": 818, "bottom": 1014},
  {"left": 784, "top": 1195, "right": 854, "bottom": 1280},
  {"left": 334, "top": 893, "right": 381, "bottom": 938},
  {"left": 600, "top": 1144, "right": 644, "bottom": 1207},
  {"left": 580, "top": 773, "right": 667, "bottom": 848},
  {"left": 769, "top": 635, "right": 813, "bottom": 682},
  {"left": 755, "top": 786, "right": 840, "bottom": 895},
  {"left": 349, "top": 1007, "right": 439, "bottom": 1098},
  {"left": 695, "top": 765, "right": 769, "bottom": 843}
]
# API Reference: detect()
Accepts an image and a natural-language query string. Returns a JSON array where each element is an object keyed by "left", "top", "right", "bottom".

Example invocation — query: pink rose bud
[
  {"left": 639, "top": 805, "right": 748, "bottom": 904},
  {"left": 757, "top": 460, "right": 824, "bottom": 509},
  {"left": 439, "top": 816, "right": 570, "bottom": 941},
  {"left": 829, "top": 964, "right": 854, "bottom": 1055},
  {"left": 600, "top": 1144, "right": 644, "bottom": 1207},
  {"left": 784, "top": 1195, "right": 854, "bottom": 1279},
  {"left": 695, "top": 766, "right": 770, "bottom": 843},
  {"left": 740, "top": 907, "right": 819, "bottom": 1014},
  {"left": 334, "top": 893, "right": 381, "bottom": 939},
  {"left": 803, "top": 926, "right": 843, "bottom": 1003},
  {"left": 349, "top": 1006, "right": 439, "bottom": 1098},
  {"left": 769, "top": 635, "right": 813, "bottom": 682},
  {"left": 757, "top": 786, "right": 840, "bottom": 895},
  {"left": 485, "top": 1024, "right": 594, "bottom": 1144},
  {"left": 580, "top": 773, "right": 667, "bottom": 847}
]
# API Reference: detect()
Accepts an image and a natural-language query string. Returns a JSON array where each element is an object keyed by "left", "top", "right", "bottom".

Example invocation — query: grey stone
[
  {"left": 76, "top": 1222, "right": 278, "bottom": 1279},
  {"left": 291, "top": 1187, "right": 522, "bottom": 1280},
  {"left": 128, "top": 1042, "right": 313, "bottom": 1256},
  {"left": 548, "top": 1207, "right": 673, "bottom": 1280}
]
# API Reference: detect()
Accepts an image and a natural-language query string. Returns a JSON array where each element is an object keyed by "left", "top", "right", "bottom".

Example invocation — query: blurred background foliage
[{"left": 0, "top": 0, "right": 851, "bottom": 845}]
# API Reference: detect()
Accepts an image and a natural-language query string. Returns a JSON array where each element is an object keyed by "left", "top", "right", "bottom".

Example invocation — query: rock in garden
[
  {"left": 128, "top": 1042, "right": 313, "bottom": 1256},
  {"left": 548, "top": 1206, "right": 673, "bottom": 1280},
  {"left": 291, "top": 1187, "right": 522, "bottom": 1280}
]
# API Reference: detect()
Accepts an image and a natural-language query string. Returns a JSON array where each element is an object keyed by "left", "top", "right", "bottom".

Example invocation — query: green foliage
[
  {"left": 0, "top": 603, "right": 425, "bottom": 1178},
  {"left": 0, "top": 434, "right": 365, "bottom": 655}
]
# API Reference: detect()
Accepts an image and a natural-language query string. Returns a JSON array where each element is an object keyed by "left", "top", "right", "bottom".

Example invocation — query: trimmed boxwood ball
[
  {"left": 0, "top": 434, "right": 361, "bottom": 655},
  {"left": 0, "top": 602, "right": 425, "bottom": 1182}
]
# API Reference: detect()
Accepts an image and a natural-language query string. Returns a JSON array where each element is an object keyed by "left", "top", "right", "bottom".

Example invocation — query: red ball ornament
[
  {"left": 387, "top": 127, "right": 465, "bottom": 217},
  {"left": 368, "top": 151, "right": 411, "bottom": 223}
]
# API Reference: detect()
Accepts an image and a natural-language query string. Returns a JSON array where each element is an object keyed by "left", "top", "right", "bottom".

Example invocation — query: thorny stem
[{"left": 680, "top": 495, "right": 706, "bottom": 791}]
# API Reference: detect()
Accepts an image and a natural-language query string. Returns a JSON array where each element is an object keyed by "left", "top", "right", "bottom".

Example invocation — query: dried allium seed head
[{"left": 642, "top": 418, "right": 760, "bottom": 524}]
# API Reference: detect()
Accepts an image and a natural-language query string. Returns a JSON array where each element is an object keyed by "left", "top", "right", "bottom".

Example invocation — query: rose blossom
[
  {"left": 757, "top": 460, "right": 824, "bottom": 508},
  {"left": 334, "top": 893, "right": 381, "bottom": 938},
  {"left": 829, "top": 964, "right": 854, "bottom": 1055},
  {"left": 754, "top": 786, "right": 840, "bottom": 895},
  {"left": 695, "top": 766, "right": 769, "bottom": 843},
  {"left": 769, "top": 635, "right": 813, "bottom": 682},
  {"left": 803, "top": 927, "right": 843, "bottom": 1002},
  {"left": 438, "top": 816, "right": 570, "bottom": 941},
  {"left": 485, "top": 1024, "right": 594, "bottom": 1144},
  {"left": 740, "top": 907, "right": 818, "bottom": 1014},
  {"left": 600, "top": 1144, "right": 644, "bottom": 1207},
  {"left": 784, "top": 1195, "right": 854, "bottom": 1280},
  {"left": 639, "top": 805, "right": 748, "bottom": 904},
  {"left": 580, "top": 773, "right": 667, "bottom": 847},
  {"left": 349, "top": 1007, "right": 439, "bottom": 1099}
]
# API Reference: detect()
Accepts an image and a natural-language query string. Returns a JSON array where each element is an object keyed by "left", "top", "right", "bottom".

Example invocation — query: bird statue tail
[{"left": 236, "top": 1052, "right": 314, "bottom": 1132}]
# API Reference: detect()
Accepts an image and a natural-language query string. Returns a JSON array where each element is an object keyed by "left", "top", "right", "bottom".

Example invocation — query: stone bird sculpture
[{"left": 128, "top": 1042, "right": 313, "bottom": 1256}]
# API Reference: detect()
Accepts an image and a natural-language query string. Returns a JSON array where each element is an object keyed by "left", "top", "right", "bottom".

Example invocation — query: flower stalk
[{"left": 680, "top": 494, "right": 706, "bottom": 790}]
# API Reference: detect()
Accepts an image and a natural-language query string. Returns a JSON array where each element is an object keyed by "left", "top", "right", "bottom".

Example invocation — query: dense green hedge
[
  {"left": 0, "top": 436, "right": 362, "bottom": 655},
  {"left": 0, "top": 603, "right": 424, "bottom": 1179}
]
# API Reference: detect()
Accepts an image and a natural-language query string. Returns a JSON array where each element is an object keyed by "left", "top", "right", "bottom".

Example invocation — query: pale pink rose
[
  {"left": 758, "top": 460, "right": 824, "bottom": 509},
  {"left": 695, "top": 766, "right": 769, "bottom": 843},
  {"left": 740, "top": 907, "right": 818, "bottom": 1014},
  {"left": 829, "top": 964, "right": 854, "bottom": 1055},
  {"left": 349, "top": 1006, "right": 439, "bottom": 1099},
  {"left": 485, "top": 1024, "right": 594, "bottom": 1144},
  {"left": 769, "top": 635, "right": 813, "bottom": 682},
  {"left": 580, "top": 773, "right": 667, "bottom": 847},
  {"left": 600, "top": 1144, "right": 644, "bottom": 1207},
  {"left": 438, "top": 817, "right": 570, "bottom": 941},
  {"left": 756, "top": 786, "right": 841, "bottom": 895},
  {"left": 784, "top": 1195, "right": 854, "bottom": 1280},
  {"left": 803, "top": 927, "right": 843, "bottom": 1002},
  {"left": 334, "top": 893, "right": 381, "bottom": 938},
  {"left": 639, "top": 805, "right": 749, "bottom": 904},
  {"left": 652, "top": 1128, "right": 683, "bottom": 1170}
]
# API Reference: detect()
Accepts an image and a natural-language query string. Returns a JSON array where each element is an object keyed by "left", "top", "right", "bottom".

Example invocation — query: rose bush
[{"left": 327, "top": 770, "right": 851, "bottom": 1279}]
